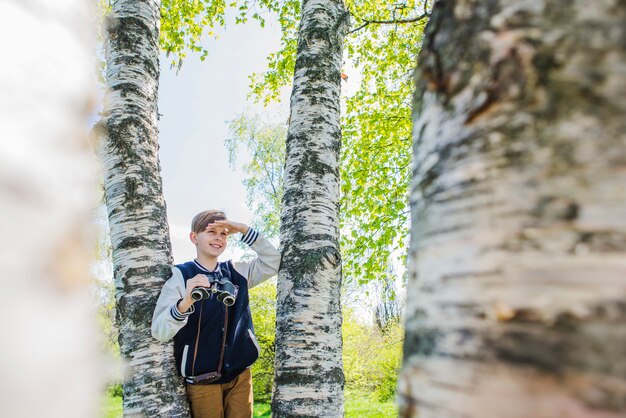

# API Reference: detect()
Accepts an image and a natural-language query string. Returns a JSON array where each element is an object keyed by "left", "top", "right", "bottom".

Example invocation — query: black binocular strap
[
  {"left": 191, "top": 302, "right": 229, "bottom": 377},
  {"left": 217, "top": 309, "right": 229, "bottom": 375}
]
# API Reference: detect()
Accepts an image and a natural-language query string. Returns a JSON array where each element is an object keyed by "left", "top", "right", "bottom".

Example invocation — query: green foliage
[
  {"left": 160, "top": 0, "right": 284, "bottom": 69},
  {"left": 253, "top": 403, "right": 272, "bottom": 417},
  {"left": 93, "top": 277, "right": 120, "bottom": 359},
  {"left": 101, "top": 393, "right": 124, "bottom": 418},
  {"left": 93, "top": 276, "right": 123, "bottom": 401},
  {"left": 248, "top": 0, "right": 300, "bottom": 104},
  {"left": 343, "top": 309, "right": 403, "bottom": 402},
  {"left": 160, "top": 0, "right": 226, "bottom": 67},
  {"left": 98, "top": 0, "right": 285, "bottom": 70},
  {"left": 106, "top": 383, "right": 123, "bottom": 398},
  {"left": 225, "top": 114, "right": 286, "bottom": 238},
  {"left": 249, "top": 279, "right": 277, "bottom": 402},
  {"left": 92, "top": 205, "right": 119, "bottom": 360},
  {"left": 248, "top": 282, "right": 403, "bottom": 404},
  {"left": 340, "top": 1, "right": 430, "bottom": 286}
]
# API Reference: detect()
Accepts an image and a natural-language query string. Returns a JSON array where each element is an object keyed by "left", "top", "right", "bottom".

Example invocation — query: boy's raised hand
[{"left": 211, "top": 219, "right": 249, "bottom": 236}]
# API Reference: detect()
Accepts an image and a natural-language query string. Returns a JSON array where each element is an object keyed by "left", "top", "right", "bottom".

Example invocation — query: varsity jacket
[{"left": 151, "top": 228, "right": 280, "bottom": 384}]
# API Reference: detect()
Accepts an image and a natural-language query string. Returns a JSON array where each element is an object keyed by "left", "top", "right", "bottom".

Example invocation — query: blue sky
[{"left": 156, "top": 16, "right": 287, "bottom": 263}]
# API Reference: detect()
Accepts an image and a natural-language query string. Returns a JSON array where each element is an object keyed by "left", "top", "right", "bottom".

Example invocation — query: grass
[
  {"left": 344, "top": 390, "right": 397, "bottom": 417},
  {"left": 253, "top": 391, "right": 397, "bottom": 417},
  {"left": 102, "top": 394, "right": 123, "bottom": 418},
  {"left": 103, "top": 391, "right": 396, "bottom": 417},
  {"left": 253, "top": 402, "right": 271, "bottom": 417}
]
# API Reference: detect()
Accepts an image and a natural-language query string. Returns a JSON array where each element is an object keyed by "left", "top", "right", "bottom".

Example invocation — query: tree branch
[{"left": 348, "top": 11, "right": 430, "bottom": 35}]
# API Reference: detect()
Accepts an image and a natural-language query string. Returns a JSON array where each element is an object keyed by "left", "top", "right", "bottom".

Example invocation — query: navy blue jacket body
[{"left": 173, "top": 260, "right": 259, "bottom": 384}]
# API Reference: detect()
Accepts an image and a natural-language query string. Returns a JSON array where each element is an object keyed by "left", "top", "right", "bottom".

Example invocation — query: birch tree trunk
[
  {"left": 272, "top": 1, "right": 349, "bottom": 416},
  {"left": 0, "top": 1, "right": 103, "bottom": 417},
  {"left": 98, "top": 0, "right": 189, "bottom": 415},
  {"left": 399, "top": 1, "right": 626, "bottom": 417}
]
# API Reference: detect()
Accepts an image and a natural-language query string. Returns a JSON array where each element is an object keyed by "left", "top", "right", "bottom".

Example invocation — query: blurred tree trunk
[
  {"left": 0, "top": 1, "right": 103, "bottom": 416},
  {"left": 400, "top": 0, "right": 626, "bottom": 417},
  {"left": 272, "top": 1, "right": 350, "bottom": 416},
  {"left": 98, "top": 0, "right": 189, "bottom": 415}
]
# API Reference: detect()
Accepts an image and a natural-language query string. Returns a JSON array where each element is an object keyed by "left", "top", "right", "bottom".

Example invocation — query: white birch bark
[
  {"left": 272, "top": 1, "right": 350, "bottom": 416},
  {"left": 400, "top": 0, "right": 626, "bottom": 417},
  {"left": 98, "top": 0, "right": 189, "bottom": 415},
  {"left": 0, "top": 1, "right": 104, "bottom": 417}
]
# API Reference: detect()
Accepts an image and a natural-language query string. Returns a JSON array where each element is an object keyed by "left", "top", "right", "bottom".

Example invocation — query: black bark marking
[
  {"left": 106, "top": 15, "right": 159, "bottom": 78},
  {"left": 532, "top": 196, "right": 579, "bottom": 222},
  {"left": 402, "top": 327, "right": 441, "bottom": 358}
]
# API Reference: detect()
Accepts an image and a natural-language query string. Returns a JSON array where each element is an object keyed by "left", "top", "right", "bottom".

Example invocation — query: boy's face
[{"left": 190, "top": 223, "right": 229, "bottom": 258}]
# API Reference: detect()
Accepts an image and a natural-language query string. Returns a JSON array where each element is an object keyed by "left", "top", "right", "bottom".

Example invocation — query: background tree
[
  {"left": 273, "top": 1, "right": 350, "bottom": 415},
  {"left": 98, "top": 0, "right": 189, "bottom": 415},
  {"left": 227, "top": 113, "right": 406, "bottom": 410},
  {"left": 372, "top": 268, "right": 403, "bottom": 332},
  {"left": 400, "top": 1, "right": 626, "bottom": 417},
  {"left": 225, "top": 113, "right": 287, "bottom": 238},
  {"left": 0, "top": 0, "right": 104, "bottom": 416}
]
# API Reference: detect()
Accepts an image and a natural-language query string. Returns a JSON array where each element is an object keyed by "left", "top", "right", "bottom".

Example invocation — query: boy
[{"left": 152, "top": 210, "right": 280, "bottom": 418}]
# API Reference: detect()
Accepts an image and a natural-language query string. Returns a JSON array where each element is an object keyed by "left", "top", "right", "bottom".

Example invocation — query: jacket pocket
[
  {"left": 181, "top": 344, "right": 189, "bottom": 377},
  {"left": 248, "top": 329, "right": 261, "bottom": 356}
]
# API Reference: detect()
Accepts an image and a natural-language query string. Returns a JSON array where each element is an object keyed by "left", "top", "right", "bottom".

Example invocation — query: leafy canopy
[{"left": 160, "top": 0, "right": 284, "bottom": 68}]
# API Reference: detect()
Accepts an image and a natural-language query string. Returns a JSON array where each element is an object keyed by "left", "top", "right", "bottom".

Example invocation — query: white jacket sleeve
[
  {"left": 151, "top": 266, "right": 195, "bottom": 342},
  {"left": 233, "top": 228, "right": 280, "bottom": 288}
]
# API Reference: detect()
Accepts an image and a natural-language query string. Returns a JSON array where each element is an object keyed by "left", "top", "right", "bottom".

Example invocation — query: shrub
[
  {"left": 106, "top": 383, "right": 123, "bottom": 398},
  {"left": 342, "top": 309, "right": 403, "bottom": 402},
  {"left": 249, "top": 279, "right": 277, "bottom": 402}
]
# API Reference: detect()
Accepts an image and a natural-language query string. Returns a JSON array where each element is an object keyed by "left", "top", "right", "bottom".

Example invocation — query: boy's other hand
[
  {"left": 212, "top": 220, "right": 249, "bottom": 236},
  {"left": 179, "top": 274, "right": 211, "bottom": 312}
]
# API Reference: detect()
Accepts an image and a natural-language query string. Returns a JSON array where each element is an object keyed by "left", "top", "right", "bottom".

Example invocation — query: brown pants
[{"left": 186, "top": 368, "right": 253, "bottom": 418}]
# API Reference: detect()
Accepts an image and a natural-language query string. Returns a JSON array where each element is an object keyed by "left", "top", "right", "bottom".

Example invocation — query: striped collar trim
[{"left": 193, "top": 259, "right": 220, "bottom": 273}]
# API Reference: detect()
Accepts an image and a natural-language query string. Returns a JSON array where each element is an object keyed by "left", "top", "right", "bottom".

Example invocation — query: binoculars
[{"left": 191, "top": 276, "right": 238, "bottom": 306}]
